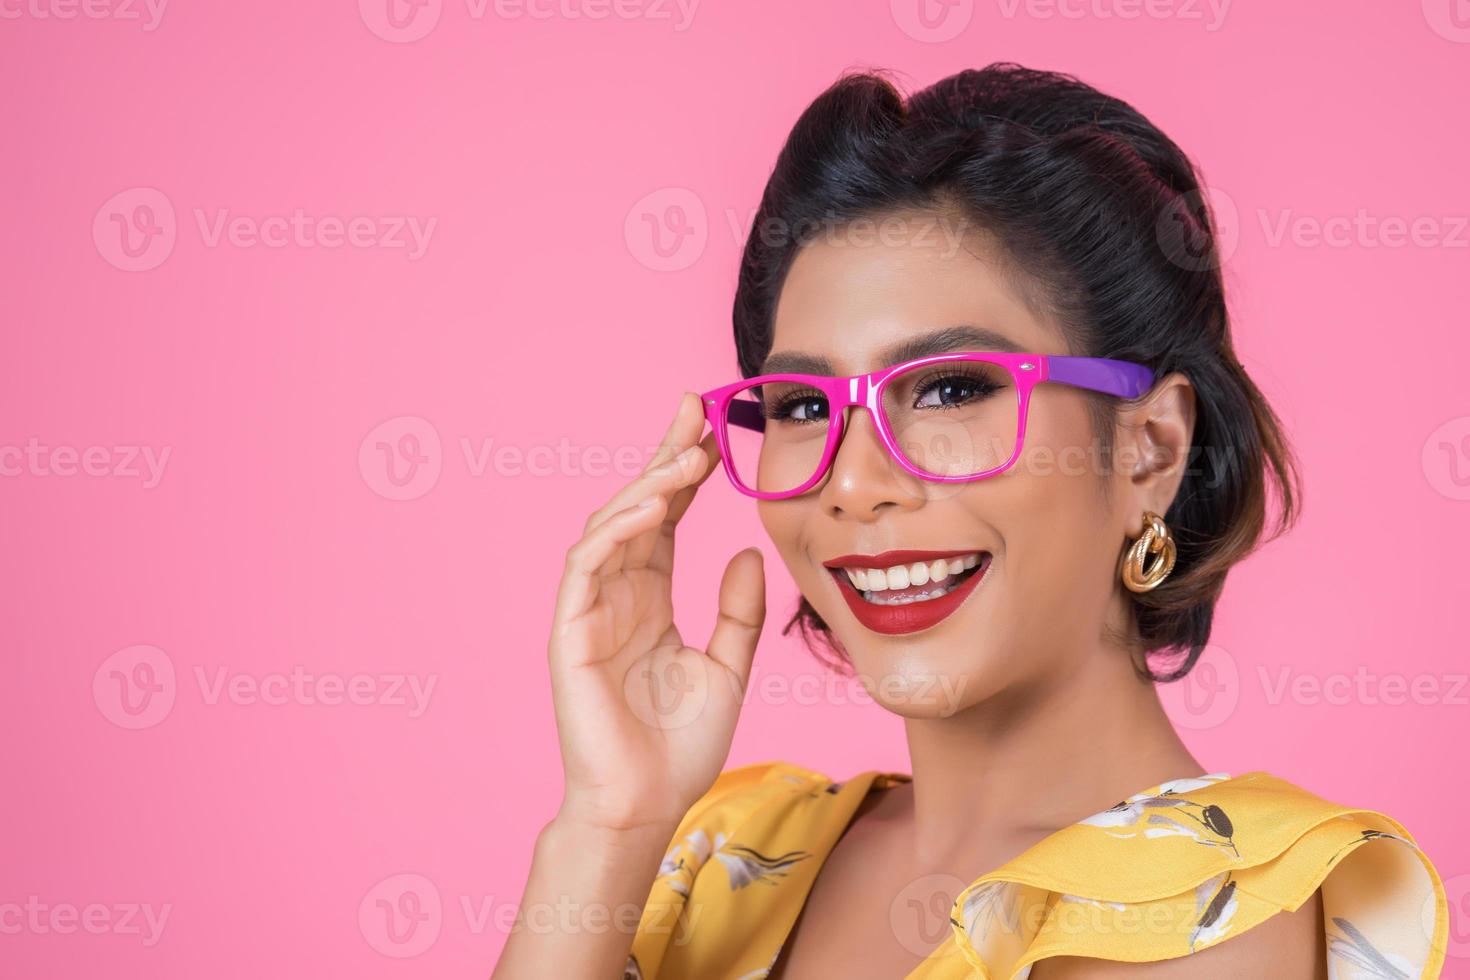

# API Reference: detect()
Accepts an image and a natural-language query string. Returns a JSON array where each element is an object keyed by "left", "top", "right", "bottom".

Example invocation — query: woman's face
[{"left": 756, "top": 214, "right": 1182, "bottom": 717}]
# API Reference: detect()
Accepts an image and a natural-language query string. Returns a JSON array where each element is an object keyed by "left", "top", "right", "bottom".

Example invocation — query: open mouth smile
[{"left": 822, "top": 548, "right": 993, "bottom": 636}]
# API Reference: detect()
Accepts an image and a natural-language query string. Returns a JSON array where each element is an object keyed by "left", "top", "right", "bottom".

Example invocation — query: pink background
[{"left": 4, "top": 1, "right": 1468, "bottom": 975}]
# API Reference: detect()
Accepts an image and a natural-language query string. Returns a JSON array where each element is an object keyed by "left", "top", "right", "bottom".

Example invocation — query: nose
[{"left": 816, "top": 405, "right": 927, "bottom": 520}]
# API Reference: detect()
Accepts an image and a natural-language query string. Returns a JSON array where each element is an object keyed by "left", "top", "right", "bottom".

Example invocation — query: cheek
[
  {"left": 994, "top": 402, "right": 1116, "bottom": 594},
  {"left": 757, "top": 500, "right": 810, "bottom": 571}
]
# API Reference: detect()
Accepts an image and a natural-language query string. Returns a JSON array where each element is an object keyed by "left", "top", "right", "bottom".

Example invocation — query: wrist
[{"left": 540, "top": 810, "right": 681, "bottom": 857}]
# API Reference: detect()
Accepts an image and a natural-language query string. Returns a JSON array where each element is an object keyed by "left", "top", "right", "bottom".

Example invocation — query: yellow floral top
[{"left": 628, "top": 761, "right": 1448, "bottom": 979}]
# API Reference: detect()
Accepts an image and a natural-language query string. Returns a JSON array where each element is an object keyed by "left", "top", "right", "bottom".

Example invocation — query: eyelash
[{"left": 762, "top": 367, "right": 1006, "bottom": 424}]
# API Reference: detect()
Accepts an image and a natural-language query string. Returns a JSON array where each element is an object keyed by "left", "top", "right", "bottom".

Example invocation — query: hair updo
[{"left": 730, "top": 63, "right": 1300, "bottom": 682}]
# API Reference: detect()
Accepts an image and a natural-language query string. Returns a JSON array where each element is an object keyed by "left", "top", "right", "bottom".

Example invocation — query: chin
[{"left": 840, "top": 648, "right": 995, "bottom": 720}]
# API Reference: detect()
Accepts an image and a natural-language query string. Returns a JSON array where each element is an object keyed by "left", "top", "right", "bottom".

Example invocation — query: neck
[{"left": 894, "top": 639, "right": 1202, "bottom": 865}]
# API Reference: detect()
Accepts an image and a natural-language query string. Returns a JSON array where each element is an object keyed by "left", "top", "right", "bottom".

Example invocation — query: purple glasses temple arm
[{"left": 1047, "top": 356, "right": 1155, "bottom": 398}]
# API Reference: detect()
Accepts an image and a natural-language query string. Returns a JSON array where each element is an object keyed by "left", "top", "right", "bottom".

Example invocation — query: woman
[{"left": 494, "top": 64, "right": 1447, "bottom": 978}]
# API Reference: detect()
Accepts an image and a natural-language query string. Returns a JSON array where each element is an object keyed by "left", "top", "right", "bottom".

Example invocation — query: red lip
[
  {"left": 822, "top": 548, "right": 984, "bottom": 569},
  {"left": 827, "top": 553, "right": 992, "bottom": 636}
]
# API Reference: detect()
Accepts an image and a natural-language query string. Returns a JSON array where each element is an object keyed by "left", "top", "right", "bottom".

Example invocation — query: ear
[{"left": 1114, "top": 370, "right": 1196, "bottom": 539}]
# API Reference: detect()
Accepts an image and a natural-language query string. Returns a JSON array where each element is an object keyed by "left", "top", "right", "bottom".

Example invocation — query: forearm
[{"left": 492, "top": 814, "right": 678, "bottom": 979}]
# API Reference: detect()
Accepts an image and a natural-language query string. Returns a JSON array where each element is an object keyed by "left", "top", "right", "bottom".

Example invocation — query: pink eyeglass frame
[{"left": 699, "top": 351, "right": 1155, "bottom": 500}]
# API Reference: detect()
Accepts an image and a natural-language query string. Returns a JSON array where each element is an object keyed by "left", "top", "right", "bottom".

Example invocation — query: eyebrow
[{"left": 758, "top": 325, "right": 1026, "bottom": 376}]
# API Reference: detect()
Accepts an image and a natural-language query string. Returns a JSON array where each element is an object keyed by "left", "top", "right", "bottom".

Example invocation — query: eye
[
  {"left": 770, "top": 391, "right": 829, "bottom": 423},
  {"left": 912, "top": 371, "right": 1003, "bottom": 409}
]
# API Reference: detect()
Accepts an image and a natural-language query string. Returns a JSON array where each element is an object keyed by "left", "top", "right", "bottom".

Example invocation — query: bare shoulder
[{"left": 1031, "top": 887, "right": 1326, "bottom": 980}]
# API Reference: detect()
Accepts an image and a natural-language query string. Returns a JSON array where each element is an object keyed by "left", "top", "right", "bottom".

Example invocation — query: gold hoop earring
[{"left": 1121, "top": 510, "right": 1176, "bottom": 593}]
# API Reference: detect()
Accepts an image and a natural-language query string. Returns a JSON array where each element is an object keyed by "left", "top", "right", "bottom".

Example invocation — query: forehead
[{"left": 765, "top": 216, "right": 1065, "bottom": 376}]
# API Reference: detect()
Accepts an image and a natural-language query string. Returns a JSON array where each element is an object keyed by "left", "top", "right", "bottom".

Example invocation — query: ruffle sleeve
[
  {"left": 625, "top": 761, "right": 828, "bottom": 979},
  {"left": 945, "top": 772, "right": 1448, "bottom": 979}
]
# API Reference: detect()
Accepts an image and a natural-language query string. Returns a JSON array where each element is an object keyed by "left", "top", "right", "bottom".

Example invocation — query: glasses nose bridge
[
  {"left": 836, "top": 373, "right": 878, "bottom": 421},
  {"left": 827, "top": 372, "right": 888, "bottom": 460}
]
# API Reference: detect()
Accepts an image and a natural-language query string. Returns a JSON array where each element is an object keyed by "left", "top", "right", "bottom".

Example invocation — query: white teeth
[{"left": 840, "top": 552, "right": 985, "bottom": 597}]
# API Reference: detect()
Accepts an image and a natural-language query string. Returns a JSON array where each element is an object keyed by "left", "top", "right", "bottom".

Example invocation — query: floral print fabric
[{"left": 627, "top": 761, "right": 1448, "bottom": 979}]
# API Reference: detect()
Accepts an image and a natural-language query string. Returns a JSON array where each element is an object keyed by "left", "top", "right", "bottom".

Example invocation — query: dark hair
[{"left": 730, "top": 63, "right": 1300, "bottom": 683}]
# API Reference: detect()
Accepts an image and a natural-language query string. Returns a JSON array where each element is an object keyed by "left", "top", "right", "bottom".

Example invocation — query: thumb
[{"left": 704, "top": 546, "right": 766, "bottom": 689}]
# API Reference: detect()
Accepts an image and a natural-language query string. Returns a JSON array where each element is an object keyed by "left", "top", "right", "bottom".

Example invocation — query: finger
[
  {"left": 648, "top": 389, "right": 707, "bottom": 470},
  {"left": 703, "top": 547, "right": 766, "bottom": 690},
  {"left": 664, "top": 429, "right": 722, "bottom": 526},
  {"left": 611, "top": 435, "right": 715, "bottom": 575},
  {"left": 642, "top": 430, "right": 720, "bottom": 575},
  {"left": 551, "top": 494, "right": 668, "bottom": 637},
  {"left": 583, "top": 391, "right": 708, "bottom": 537}
]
